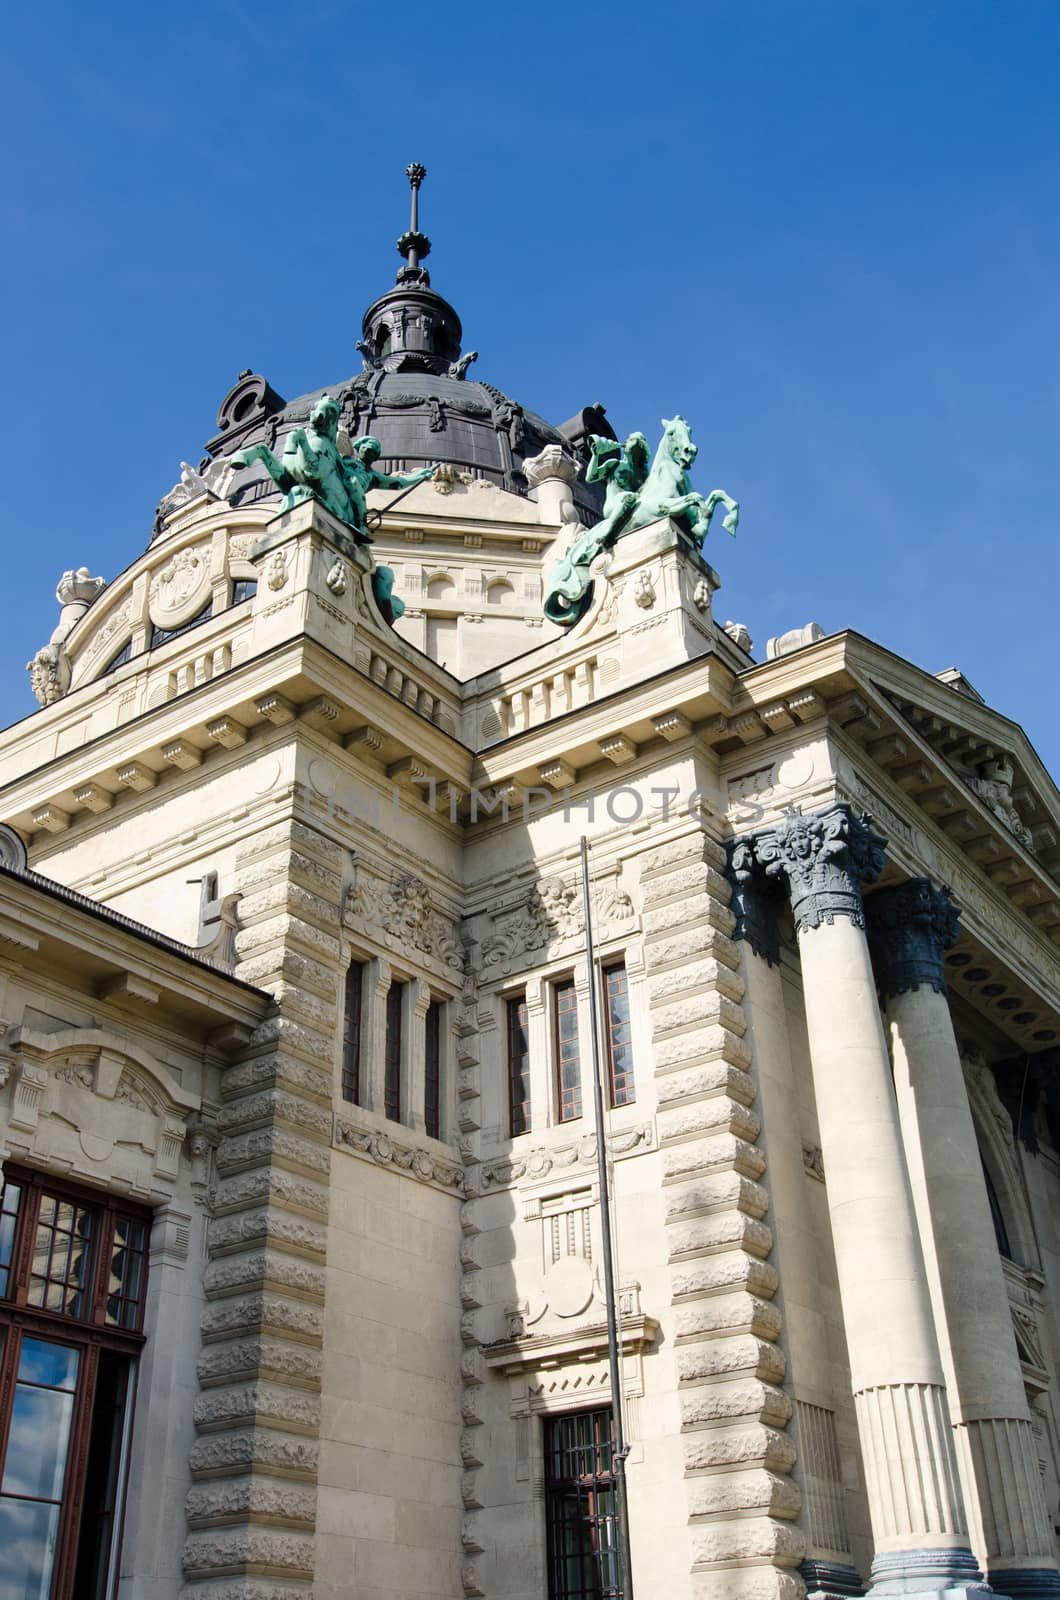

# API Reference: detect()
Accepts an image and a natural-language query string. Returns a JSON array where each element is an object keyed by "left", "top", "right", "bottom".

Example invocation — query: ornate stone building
[{"left": 1, "top": 179, "right": 1059, "bottom": 1600}]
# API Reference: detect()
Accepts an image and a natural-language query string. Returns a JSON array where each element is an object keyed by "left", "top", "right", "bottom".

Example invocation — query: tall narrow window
[
  {"left": 425, "top": 998, "right": 442, "bottom": 1140},
  {"left": 0, "top": 1169, "right": 148, "bottom": 1600},
  {"left": 554, "top": 979, "right": 582, "bottom": 1123},
  {"left": 507, "top": 994, "right": 531, "bottom": 1137},
  {"left": 603, "top": 963, "right": 635, "bottom": 1107},
  {"left": 544, "top": 1409, "right": 619, "bottom": 1600},
  {"left": 385, "top": 982, "right": 405, "bottom": 1122},
  {"left": 341, "top": 961, "right": 365, "bottom": 1105}
]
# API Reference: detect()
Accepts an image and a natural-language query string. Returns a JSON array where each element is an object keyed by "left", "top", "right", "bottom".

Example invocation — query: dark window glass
[
  {"left": 554, "top": 979, "right": 582, "bottom": 1123},
  {"left": 981, "top": 1155, "right": 1012, "bottom": 1259},
  {"left": 544, "top": 1409, "right": 619, "bottom": 1600},
  {"left": 0, "top": 1181, "right": 21, "bottom": 1299},
  {"left": 149, "top": 600, "right": 212, "bottom": 650},
  {"left": 341, "top": 962, "right": 365, "bottom": 1105},
  {"left": 72, "top": 1351, "right": 133, "bottom": 1600},
  {"left": 507, "top": 995, "right": 531, "bottom": 1137},
  {"left": 28, "top": 1195, "right": 96, "bottom": 1320},
  {"left": 425, "top": 999, "right": 442, "bottom": 1140},
  {"left": 101, "top": 639, "right": 133, "bottom": 676},
  {"left": 231, "top": 578, "right": 257, "bottom": 605},
  {"left": 603, "top": 964, "right": 635, "bottom": 1107},
  {"left": 104, "top": 1217, "right": 148, "bottom": 1331},
  {"left": 385, "top": 983, "right": 405, "bottom": 1122}
]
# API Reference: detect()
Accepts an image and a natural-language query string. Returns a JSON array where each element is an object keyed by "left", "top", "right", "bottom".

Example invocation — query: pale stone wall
[{"left": 316, "top": 1151, "right": 464, "bottom": 1600}]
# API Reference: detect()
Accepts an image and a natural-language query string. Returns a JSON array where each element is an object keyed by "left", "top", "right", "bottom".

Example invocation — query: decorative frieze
[
  {"left": 479, "top": 1123, "right": 654, "bottom": 1189},
  {"left": 333, "top": 1118, "right": 463, "bottom": 1192}
]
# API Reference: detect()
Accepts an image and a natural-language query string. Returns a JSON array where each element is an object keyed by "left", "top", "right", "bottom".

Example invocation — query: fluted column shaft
[
  {"left": 870, "top": 881, "right": 1060, "bottom": 1600},
  {"left": 740, "top": 806, "right": 991, "bottom": 1599}
]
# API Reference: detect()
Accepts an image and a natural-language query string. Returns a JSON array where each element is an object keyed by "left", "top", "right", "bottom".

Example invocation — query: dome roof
[{"left": 197, "top": 169, "right": 613, "bottom": 526}]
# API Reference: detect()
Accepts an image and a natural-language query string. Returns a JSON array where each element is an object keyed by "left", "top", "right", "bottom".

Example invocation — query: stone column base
[
  {"left": 986, "top": 1572, "right": 1060, "bottom": 1598},
  {"left": 867, "top": 1548, "right": 998, "bottom": 1597},
  {"left": 800, "top": 1555, "right": 867, "bottom": 1595}
]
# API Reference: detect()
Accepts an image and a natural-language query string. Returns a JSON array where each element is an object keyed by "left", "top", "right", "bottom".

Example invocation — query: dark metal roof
[{"left": 202, "top": 273, "right": 613, "bottom": 523}]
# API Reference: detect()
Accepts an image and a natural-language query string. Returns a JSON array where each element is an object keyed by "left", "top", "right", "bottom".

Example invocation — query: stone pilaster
[
  {"left": 747, "top": 806, "right": 990, "bottom": 1599},
  {"left": 640, "top": 827, "right": 805, "bottom": 1600},
  {"left": 181, "top": 817, "right": 345, "bottom": 1600},
  {"left": 869, "top": 880, "right": 1060, "bottom": 1599}
]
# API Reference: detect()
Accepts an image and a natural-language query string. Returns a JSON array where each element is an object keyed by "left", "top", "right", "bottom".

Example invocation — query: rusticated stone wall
[
  {"left": 182, "top": 817, "right": 345, "bottom": 1598},
  {"left": 639, "top": 827, "right": 805, "bottom": 1600}
]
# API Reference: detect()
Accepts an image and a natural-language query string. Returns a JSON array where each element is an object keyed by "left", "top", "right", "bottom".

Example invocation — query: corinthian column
[
  {"left": 751, "top": 804, "right": 993, "bottom": 1599},
  {"left": 868, "top": 881, "right": 1060, "bottom": 1600}
]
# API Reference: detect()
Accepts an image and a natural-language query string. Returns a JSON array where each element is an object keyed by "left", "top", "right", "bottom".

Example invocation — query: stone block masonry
[
  {"left": 639, "top": 827, "right": 806, "bottom": 1600},
  {"left": 182, "top": 817, "right": 346, "bottom": 1600}
]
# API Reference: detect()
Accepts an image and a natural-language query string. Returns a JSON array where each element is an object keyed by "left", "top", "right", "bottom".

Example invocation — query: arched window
[{"left": 101, "top": 638, "right": 133, "bottom": 676}]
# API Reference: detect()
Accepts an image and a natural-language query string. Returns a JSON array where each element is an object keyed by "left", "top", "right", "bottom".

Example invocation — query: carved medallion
[{"left": 148, "top": 545, "right": 212, "bottom": 629}]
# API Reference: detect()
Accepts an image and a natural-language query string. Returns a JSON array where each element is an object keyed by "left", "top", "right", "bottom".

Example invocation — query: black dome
[{"left": 203, "top": 273, "right": 613, "bottom": 523}]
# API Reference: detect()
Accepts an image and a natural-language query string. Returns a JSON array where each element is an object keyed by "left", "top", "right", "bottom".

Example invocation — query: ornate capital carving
[
  {"left": 726, "top": 839, "right": 782, "bottom": 967},
  {"left": 751, "top": 803, "right": 886, "bottom": 933},
  {"left": 867, "top": 878, "right": 960, "bottom": 999}
]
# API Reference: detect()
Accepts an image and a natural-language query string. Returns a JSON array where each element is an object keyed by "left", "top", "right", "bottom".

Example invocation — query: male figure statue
[
  {"left": 340, "top": 435, "right": 434, "bottom": 540},
  {"left": 233, "top": 396, "right": 434, "bottom": 542}
]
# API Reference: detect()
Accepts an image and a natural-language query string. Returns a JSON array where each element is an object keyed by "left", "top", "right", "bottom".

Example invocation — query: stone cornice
[{"left": 0, "top": 871, "right": 269, "bottom": 1038}]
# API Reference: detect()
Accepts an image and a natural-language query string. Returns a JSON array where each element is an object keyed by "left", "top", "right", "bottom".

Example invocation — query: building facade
[{"left": 1, "top": 195, "right": 1059, "bottom": 1600}]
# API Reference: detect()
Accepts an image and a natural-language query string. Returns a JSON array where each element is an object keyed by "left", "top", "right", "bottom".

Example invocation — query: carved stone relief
[
  {"left": 148, "top": 546, "right": 213, "bottom": 629},
  {"left": 344, "top": 866, "right": 465, "bottom": 973},
  {"left": 478, "top": 875, "right": 635, "bottom": 978}
]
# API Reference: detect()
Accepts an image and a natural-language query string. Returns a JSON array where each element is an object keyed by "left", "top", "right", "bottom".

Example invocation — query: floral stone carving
[{"left": 344, "top": 869, "right": 465, "bottom": 971}]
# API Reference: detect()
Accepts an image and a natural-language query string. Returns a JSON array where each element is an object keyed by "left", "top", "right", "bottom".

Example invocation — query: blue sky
[{"left": 2, "top": 1, "right": 1058, "bottom": 772}]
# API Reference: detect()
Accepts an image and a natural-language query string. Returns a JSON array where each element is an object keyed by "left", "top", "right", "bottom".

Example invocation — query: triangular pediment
[{"left": 825, "top": 637, "right": 1060, "bottom": 892}]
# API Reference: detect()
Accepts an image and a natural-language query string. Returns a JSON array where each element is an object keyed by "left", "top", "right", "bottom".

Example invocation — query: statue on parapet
[
  {"left": 231, "top": 394, "right": 437, "bottom": 624},
  {"left": 232, "top": 394, "right": 436, "bottom": 544},
  {"left": 543, "top": 416, "right": 739, "bottom": 628}
]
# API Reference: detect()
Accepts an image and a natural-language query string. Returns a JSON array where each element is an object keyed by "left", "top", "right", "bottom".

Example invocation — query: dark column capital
[
  {"left": 726, "top": 839, "right": 783, "bottom": 966},
  {"left": 866, "top": 878, "right": 960, "bottom": 999},
  {"left": 747, "top": 803, "right": 887, "bottom": 935}
]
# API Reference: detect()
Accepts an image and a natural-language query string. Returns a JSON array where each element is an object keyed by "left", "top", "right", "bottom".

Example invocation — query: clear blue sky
[{"left": 2, "top": 1, "right": 1058, "bottom": 773}]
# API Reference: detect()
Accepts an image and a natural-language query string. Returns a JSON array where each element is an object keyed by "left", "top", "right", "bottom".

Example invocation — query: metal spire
[{"left": 397, "top": 162, "right": 431, "bottom": 282}]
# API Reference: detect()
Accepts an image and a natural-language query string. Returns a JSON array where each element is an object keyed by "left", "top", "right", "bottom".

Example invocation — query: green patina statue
[
  {"left": 543, "top": 416, "right": 739, "bottom": 627},
  {"left": 233, "top": 394, "right": 437, "bottom": 623}
]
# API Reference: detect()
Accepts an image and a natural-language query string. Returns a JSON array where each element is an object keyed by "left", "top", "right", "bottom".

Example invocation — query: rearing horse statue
[
  {"left": 626, "top": 414, "right": 739, "bottom": 545},
  {"left": 542, "top": 416, "right": 738, "bottom": 627}
]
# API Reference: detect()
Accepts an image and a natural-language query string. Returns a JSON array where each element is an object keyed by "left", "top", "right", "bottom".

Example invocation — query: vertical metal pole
[{"left": 580, "top": 835, "right": 634, "bottom": 1600}]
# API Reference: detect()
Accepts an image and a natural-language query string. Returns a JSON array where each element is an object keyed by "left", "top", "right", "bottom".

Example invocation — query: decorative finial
[{"left": 398, "top": 162, "right": 431, "bottom": 283}]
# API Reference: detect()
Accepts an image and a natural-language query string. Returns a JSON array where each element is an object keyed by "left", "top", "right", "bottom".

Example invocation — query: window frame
[
  {"left": 384, "top": 980, "right": 405, "bottom": 1123},
  {"left": 506, "top": 992, "right": 531, "bottom": 1138},
  {"left": 552, "top": 977, "right": 583, "bottom": 1125},
  {"left": 424, "top": 997, "right": 443, "bottom": 1141},
  {"left": 601, "top": 961, "right": 635, "bottom": 1109},
  {"left": 543, "top": 1407, "right": 620, "bottom": 1600},
  {"left": 0, "top": 1166, "right": 149, "bottom": 1600},
  {"left": 341, "top": 959, "right": 366, "bottom": 1106}
]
